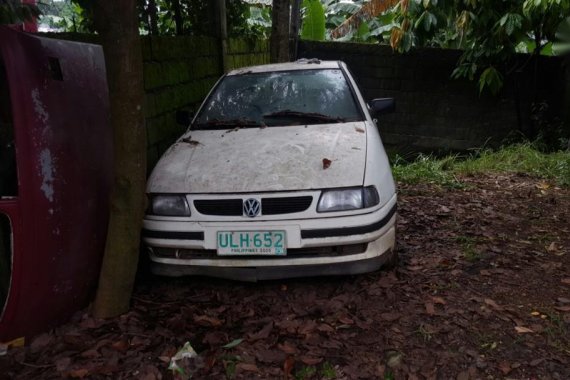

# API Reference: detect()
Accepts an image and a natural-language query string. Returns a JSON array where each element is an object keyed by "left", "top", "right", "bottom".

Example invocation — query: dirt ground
[{"left": 1, "top": 173, "right": 569, "bottom": 380}]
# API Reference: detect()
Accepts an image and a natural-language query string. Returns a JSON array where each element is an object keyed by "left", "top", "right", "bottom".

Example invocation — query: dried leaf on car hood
[{"left": 181, "top": 136, "right": 202, "bottom": 146}]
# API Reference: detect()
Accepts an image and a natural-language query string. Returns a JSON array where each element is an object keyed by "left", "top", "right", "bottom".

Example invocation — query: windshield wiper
[
  {"left": 263, "top": 110, "right": 345, "bottom": 123},
  {"left": 195, "top": 118, "right": 262, "bottom": 129}
]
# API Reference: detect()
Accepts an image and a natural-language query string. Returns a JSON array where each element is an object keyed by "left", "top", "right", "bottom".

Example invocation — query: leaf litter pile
[{"left": 2, "top": 173, "right": 570, "bottom": 379}]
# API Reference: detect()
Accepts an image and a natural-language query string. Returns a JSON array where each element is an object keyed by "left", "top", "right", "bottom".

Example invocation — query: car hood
[{"left": 147, "top": 122, "right": 367, "bottom": 193}]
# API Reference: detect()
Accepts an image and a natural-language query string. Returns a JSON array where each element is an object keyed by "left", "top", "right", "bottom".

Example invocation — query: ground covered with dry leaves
[{"left": 2, "top": 174, "right": 570, "bottom": 379}]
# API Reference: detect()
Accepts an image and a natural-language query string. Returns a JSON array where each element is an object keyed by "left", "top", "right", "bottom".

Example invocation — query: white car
[{"left": 143, "top": 59, "right": 397, "bottom": 281}]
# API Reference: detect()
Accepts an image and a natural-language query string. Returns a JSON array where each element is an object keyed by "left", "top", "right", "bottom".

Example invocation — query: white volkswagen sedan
[{"left": 143, "top": 60, "right": 397, "bottom": 281}]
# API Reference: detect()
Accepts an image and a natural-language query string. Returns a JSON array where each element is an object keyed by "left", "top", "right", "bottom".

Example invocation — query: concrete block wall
[
  {"left": 299, "top": 41, "right": 566, "bottom": 153},
  {"left": 225, "top": 38, "right": 270, "bottom": 71},
  {"left": 142, "top": 36, "right": 222, "bottom": 170}
]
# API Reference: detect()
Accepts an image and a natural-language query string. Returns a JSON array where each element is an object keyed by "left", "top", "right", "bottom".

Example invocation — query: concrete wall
[{"left": 299, "top": 41, "right": 566, "bottom": 152}]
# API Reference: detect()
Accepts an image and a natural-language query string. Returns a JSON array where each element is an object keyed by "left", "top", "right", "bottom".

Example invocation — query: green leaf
[
  {"left": 327, "top": 1, "right": 362, "bottom": 15},
  {"left": 414, "top": 11, "right": 427, "bottom": 30},
  {"left": 540, "top": 42, "right": 553, "bottom": 55},
  {"left": 356, "top": 21, "right": 371, "bottom": 41},
  {"left": 223, "top": 339, "right": 244, "bottom": 349},
  {"left": 478, "top": 67, "right": 503, "bottom": 95},
  {"left": 301, "top": 0, "right": 326, "bottom": 41},
  {"left": 553, "top": 16, "right": 570, "bottom": 55}
]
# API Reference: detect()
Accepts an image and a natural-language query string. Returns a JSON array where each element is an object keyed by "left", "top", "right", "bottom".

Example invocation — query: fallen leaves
[
  {"left": 236, "top": 362, "right": 258, "bottom": 372},
  {"left": 428, "top": 296, "right": 444, "bottom": 304},
  {"left": 483, "top": 298, "right": 503, "bottom": 311},
  {"left": 111, "top": 339, "right": 129, "bottom": 352},
  {"left": 425, "top": 302, "right": 435, "bottom": 315},
  {"left": 300, "top": 356, "right": 322, "bottom": 365},
  {"left": 283, "top": 356, "right": 295, "bottom": 378},
  {"left": 193, "top": 315, "right": 223, "bottom": 327},
  {"left": 30, "top": 334, "right": 52, "bottom": 354},
  {"left": 514, "top": 326, "right": 534, "bottom": 334},
  {"left": 380, "top": 312, "right": 402, "bottom": 322},
  {"left": 3, "top": 174, "right": 570, "bottom": 379},
  {"left": 497, "top": 361, "right": 512, "bottom": 375},
  {"left": 68, "top": 368, "right": 89, "bottom": 378},
  {"left": 248, "top": 322, "right": 273, "bottom": 341},
  {"left": 222, "top": 338, "right": 243, "bottom": 349}
]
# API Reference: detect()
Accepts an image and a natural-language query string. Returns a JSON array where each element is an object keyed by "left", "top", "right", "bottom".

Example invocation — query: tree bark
[
  {"left": 148, "top": 0, "right": 159, "bottom": 35},
  {"left": 216, "top": 0, "right": 228, "bottom": 72},
  {"left": 270, "top": 0, "right": 290, "bottom": 63},
  {"left": 171, "top": 0, "right": 184, "bottom": 35},
  {"left": 289, "top": 0, "right": 301, "bottom": 61},
  {"left": 91, "top": 0, "right": 147, "bottom": 318}
]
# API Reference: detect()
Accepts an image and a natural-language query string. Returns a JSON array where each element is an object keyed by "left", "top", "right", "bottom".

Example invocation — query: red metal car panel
[{"left": 0, "top": 27, "right": 112, "bottom": 342}]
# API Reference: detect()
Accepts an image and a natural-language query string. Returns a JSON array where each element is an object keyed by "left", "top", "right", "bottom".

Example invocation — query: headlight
[
  {"left": 317, "top": 186, "right": 380, "bottom": 212},
  {"left": 148, "top": 194, "right": 190, "bottom": 216}
]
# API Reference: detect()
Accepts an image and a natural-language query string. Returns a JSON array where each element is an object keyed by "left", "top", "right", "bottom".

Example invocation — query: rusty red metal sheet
[{"left": 0, "top": 27, "right": 112, "bottom": 341}]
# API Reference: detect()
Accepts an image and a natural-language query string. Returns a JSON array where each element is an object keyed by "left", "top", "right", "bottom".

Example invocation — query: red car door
[{"left": 0, "top": 27, "right": 113, "bottom": 342}]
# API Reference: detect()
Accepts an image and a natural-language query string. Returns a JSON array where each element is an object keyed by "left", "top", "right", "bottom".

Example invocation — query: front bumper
[{"left": 142, "top": 196, "right": 397, "bottom": 280}]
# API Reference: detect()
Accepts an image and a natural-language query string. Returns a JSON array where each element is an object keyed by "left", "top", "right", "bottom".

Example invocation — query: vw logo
[{"left": 243, "top": 198, "right": 261, "bottom": 217}]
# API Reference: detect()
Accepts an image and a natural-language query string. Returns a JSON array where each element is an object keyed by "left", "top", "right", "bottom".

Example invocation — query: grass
[
  {"left": 543, "top": 310, "right": 570, "bottom": 354},
  {"left": 454, "top": 236, "right": 483, "bottom": 262},
  {"left": 294, "top": 366, "right": 316, "bottom": 380},
  {"left": 293, "top": 362, "right": 337, "bottom": 379},
  {"left": 415, "top": 324, "right": 434, "bottom": 342},
  {"left": 391, "top": 143, "right": 570, "bottom": 187},
  {"left": 320, "top": 362, "right": 337, "bottom": 379}
]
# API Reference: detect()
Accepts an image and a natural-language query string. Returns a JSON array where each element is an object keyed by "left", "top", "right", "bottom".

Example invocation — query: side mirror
[
  {"left": 369, "top": 98, "right": 395, "bottom": 117},
  {"left": 176, "top": 110, "right": 194, "bottom": 126}
]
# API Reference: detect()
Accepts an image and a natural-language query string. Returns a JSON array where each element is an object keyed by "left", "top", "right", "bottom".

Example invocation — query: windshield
[{"left": 194, "top": 69, "right": 364, "bottom": 129}]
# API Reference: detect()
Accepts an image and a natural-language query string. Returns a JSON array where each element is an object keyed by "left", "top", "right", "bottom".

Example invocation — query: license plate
[{"left": 217, "top": 231, "right": 286, "bottom": 256}]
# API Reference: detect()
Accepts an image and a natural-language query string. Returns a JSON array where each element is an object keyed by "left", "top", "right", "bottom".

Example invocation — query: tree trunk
[
  {"left": 171, "top": 0, "right": 184, "bottom": 35},
  {"left": 91, "top": 0, "right": 147, "bottom": 318},
  {"left": 215, "top": 0, "right": 228, "bottom": 72},
  {"left": 148, "top": 0, "right": 159, "bottom": 35},
  {"left": 289, "top": 0, "right": 302, "bottom": 61},
  {"left": 564, "top": 57, "right": 570, "bottom": 146},
  {"left": 270, "top": 0, "right": 290, "bottom": 63}
]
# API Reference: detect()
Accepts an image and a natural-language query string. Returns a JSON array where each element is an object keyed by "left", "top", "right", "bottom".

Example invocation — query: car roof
[{"left": 226, "top": 59, "right": 342, "bottom": 75}]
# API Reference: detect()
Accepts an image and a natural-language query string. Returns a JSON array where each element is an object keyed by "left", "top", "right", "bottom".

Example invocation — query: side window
[{"left": 0, "top": 58, "right": 17, "bottom": 197}]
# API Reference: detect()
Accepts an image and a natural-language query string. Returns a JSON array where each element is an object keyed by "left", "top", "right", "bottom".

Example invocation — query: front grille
[
  {"left": 194, "top": 196, "right": 313, "bottom": 216},
  {"left": 194, "top": 199, "right": 242, "bottom": 216},
  {"left": 262, "top": 196, "right": 313, "bottom": 215},
  {"left": 152, "top": 243, "right": 367, "bottom": 260}
]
